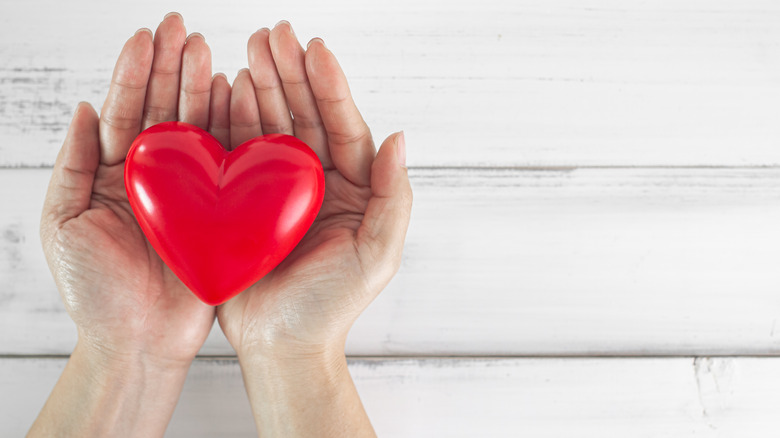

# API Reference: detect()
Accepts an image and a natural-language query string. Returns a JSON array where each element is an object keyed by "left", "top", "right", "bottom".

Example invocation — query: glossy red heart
[{"left": 124, "top": 122, "right": 324, "bottom": 305}]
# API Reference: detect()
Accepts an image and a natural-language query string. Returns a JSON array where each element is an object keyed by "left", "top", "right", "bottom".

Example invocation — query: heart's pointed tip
[
  {"left": 201, "top": 299, "right": 222, "bottom": 306},
  {"left": 197, "top": 294, "right": 233, "bottom": 306},
  {"left": 192, "top": 287, "right": 243, "bottom": 306}
]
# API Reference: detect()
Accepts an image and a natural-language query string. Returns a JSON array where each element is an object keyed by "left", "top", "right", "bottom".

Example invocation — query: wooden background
[{"left": 2, "top": 0, "right": 780, "bottom": 435}]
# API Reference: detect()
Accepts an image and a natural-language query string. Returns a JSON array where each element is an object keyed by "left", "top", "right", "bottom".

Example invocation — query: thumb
[
  {"left": 356, "top": 131, "right": 413, "bottom": 288},
  {"left": 41, "top": 102, "right": 100, "bottom": 237}
]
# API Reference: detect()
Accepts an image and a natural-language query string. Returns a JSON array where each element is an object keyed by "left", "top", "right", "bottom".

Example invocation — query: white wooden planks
[
  {"left": 3, "top": 167, "right": 780, "bottom": 356},
  {"left": 2, "top": 357, "right": 779, "bottom": 437},
  {"left": 3, "top": 1, "right": 780, "bottom": 434},
  {"left": 2, "top": 0, "right": 780, "bottom": 166}
]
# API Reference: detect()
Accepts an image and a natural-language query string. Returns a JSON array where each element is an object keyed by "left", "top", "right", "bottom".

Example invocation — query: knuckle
[
  {"left": 293, "top": 115, "right": 323, "bottom": 131},
  {"left": 261, "top": 121, "right": 294, "bottom": 135},
  {"left": 142, "top": 105, "right": 176, "bottom": 124},
  {"left": 328, "top": 127, "right": 372, "bottom": 148},
  {"left": 182, "top": 86, "right": 211, "bottom": 96},
  {"left": 101, "top": 109, "right": 141, "bottom": 131}
]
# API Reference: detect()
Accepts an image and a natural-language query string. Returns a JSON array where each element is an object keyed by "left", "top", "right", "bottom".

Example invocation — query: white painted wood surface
[
  {"left": 2, "top": 357, "right": 780, "bottom": 437},
  {"left": 3, "top": 0, "right": 780, "bottom": 434},
  {"left": 3, "top": 168, "right": 780, "bottom": 355},
  {"left": 2, "top": 0, "right": 779, "bottom": 166}
]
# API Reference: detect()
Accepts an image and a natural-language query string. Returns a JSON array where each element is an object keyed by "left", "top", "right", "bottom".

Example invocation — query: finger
[
  {"left": 229, "top": 68, "right": 263, "bottom": 149},
  {"left": 99, "top": 28, "right": 154, "bottom": 166},
  {"left": 305, "top": 38, "right": 375, "bottom": 187},
  {"left": 247, "top": 28, "right": 293, "bottom": 135},
  {"left": 268, "top": 21, "right": 332, "bottom": 169},
  {"left": 356, "top": 132, "right": 412, "bottom": 290},
  {"left": 42, "top": 102, "right": 100, "bottom": 234},
  {"left": 179, "top": 33, "right": 212, "bottom": 130},
  {"left": 209, "top": 73, "right": 231, "bottom": 149},
  {"left": 141, "top": 12, "right": 187, "bottom": 130}
]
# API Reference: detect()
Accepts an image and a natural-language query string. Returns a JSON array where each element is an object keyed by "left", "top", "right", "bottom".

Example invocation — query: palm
[
  {"left": 61, "top": 164, "right": 173, "bottom": 305},
  {"left": 221, "top": 168, "right": 371, "bottom": 346},
  {"left": 277, "top": 171, "right": 365, "bottom": 272},
  {"left": 54, "top": 162, "right": 209, "bottom": 359}
]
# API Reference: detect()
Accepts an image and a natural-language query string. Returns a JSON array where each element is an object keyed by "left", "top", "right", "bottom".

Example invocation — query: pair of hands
[{"left": 40, "top": 13, "right": 411, "bottom": 383}]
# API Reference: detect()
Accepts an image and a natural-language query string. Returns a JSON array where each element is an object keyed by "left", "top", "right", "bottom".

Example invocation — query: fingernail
[
  {"left": 74, "top": 101, "right": 87, "bottom": 116},
  {"left": 164, "top": 11, "right": 183, "bottom": 21},
  {"left": 236, "top": 68, "right": 250, "bottom": 81},
  {"left": 186, "top": 32, "right": 205, "bottom": 42},
  {"left": 135, "top": 28, "right": 153, "bottom": 38},
  {"left": 307, "top": 37, "right": 325, "bottom": 49},
  {"left": 212, "top": 72, "right": 227, "bottom": 81},
  {"left": 275, "top": 20, "right": 294, "bottom": 35},
  {"left": 397, "top": 131, "right": 406, "bottom": 167}
]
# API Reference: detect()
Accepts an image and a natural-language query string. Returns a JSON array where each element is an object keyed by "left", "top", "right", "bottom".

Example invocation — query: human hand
[
  {"left": 40, "top": 13, "right": 219, "bottom": 377},
  {"left": 216, "top": 21, "right": 412, "bottom": 362},
  {"left": 213, "top": 21, "right": 410, "bottom": 437},
  {"left": 33, "top": 14, "right": 230, "bottom": 435}
]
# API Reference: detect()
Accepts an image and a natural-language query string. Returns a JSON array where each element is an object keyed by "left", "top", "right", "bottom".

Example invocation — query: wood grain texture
[
  {"left": 4, "top": 2, "right": 780, "bottom": 432},
  {"left": 1, "top": 356, "right": 779, "bottom": 437},
  {"left": 2, "top": 0, "right": 779, "bottom": 166},
  {"left": 3, "top": 167, "right": 780, "bottom": 356}
]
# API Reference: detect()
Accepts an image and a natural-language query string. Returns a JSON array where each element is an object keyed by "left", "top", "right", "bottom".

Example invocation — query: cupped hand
[
  {"left": 40, "top": 13, "right": 224, "bottom": 368},
  {"left": 216, "top": 21, "right": 412, "bottom": 359}
]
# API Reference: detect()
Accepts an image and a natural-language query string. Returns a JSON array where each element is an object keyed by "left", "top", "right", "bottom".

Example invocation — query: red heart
[{"left": 124, "top": 122, "right": 324, "bottom": 305}]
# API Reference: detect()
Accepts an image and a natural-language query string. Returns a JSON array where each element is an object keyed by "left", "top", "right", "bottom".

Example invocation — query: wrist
[
  {"left": 72, "top": 339, "right": 193, "bottom": 403},
  {"left": 235, "top": 331, "right": 347, "bottom": 369},
  {"left": 29, "top": 340, "right": 193, "bottom": 437},
  {"left": 236, "top": 338, "right": 347, "bottom": 377},
  {"left": 76, "top": 330, "right": 196, "bottom": 376},
  {"left": 235, "top": 336, "right": 375, "bottom": 437}
]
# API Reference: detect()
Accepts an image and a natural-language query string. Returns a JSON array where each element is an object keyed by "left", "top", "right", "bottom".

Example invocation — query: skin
[
  {"left": 218, "top": 22, "right": 412, "bottom": 437},
  {"left": 30, "top": 14, "right": 411, "bottom": 438}
]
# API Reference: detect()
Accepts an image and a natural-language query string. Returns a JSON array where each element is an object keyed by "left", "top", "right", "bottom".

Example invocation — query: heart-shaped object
[{"left": 124, "top": 121, "right": 324, "bottom": 305}]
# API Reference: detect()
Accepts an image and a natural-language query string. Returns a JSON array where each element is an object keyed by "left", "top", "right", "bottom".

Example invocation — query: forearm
[
  {"left": 28, "top": 340, "right": 191, "bottom": 437},
  {"left": 238, "top": 345, "right": 376, "bottom": 438}
]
